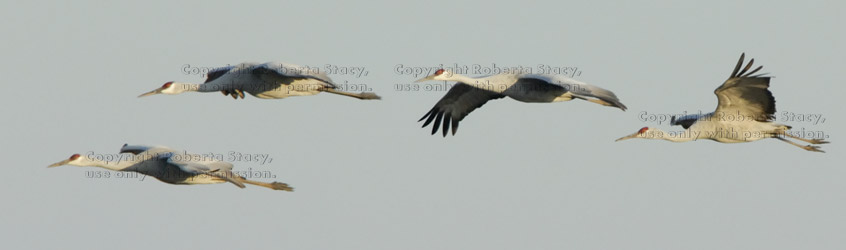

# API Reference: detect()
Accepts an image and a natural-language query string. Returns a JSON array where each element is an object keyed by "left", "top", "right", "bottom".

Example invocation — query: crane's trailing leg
[
  {"left": 322, "top": 88, "right": 381, "bottom": 100},
  {"left": 207, "top": 171, "right": 247, "bottom": 188},
  {"left": 782, "top": 133, "right": 829, "bottom": 144},
  {"left": 774, "top": 137, "right": 824, "bottom": 153},
  {"left": 238, "top": 178, "right": 294, "bottom": 191}
]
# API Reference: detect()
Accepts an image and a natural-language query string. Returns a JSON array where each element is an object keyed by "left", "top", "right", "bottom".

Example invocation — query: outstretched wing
[
  {"left": 203, "top": 65, "right": 236, "bottom": 83},
  {"left": 713, "top": 53, "right": 774, "bottom": 122},
  {"left": 119, "top": 144, "right": 173, "bottom": 155},
  {"left": 670, "top": 113, "right": 711, "bottom": 129},
  {"left": 419, "top": 83, "right": 505, "bottom": 136},
  {"left": 202, "top": 64, "right": 248, "bottom": 99},
  {"left": 121, "top": 144, "right": 244, "bottom": 188},
  {"left": 118, "top": 144, "right": 180, "bottom": 166},
  {"left": 251, "top": 62, "right": 336, "bottom": 88},
  {"left": 164, "top": 154, "right": 234, "bottom": 173}
]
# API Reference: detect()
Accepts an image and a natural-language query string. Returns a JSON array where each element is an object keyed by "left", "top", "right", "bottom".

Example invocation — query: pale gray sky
[{"left": 1, "top": 1, "right": 844, "bottom": 249}]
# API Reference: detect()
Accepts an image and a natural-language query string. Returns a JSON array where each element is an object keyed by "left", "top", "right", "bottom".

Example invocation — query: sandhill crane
[
  {"left": 139, "top": 62, "right": 380, "bottom": 100},
  {"left": 615, "top": 53, "right": 829, "bottom": 152},
  {"left": 415, "top": 69, "right": 627, "bottom": 136},
  {"left": 48, "top": 144, "right": 293, "bottom": 191}
]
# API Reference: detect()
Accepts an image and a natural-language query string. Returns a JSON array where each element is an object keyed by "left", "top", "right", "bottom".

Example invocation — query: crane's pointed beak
[
  {"left": 615, "top": 133, "right": 638, "bottom": 142},
  {"left": 138, "top": 88, "right": 162, "bottom": 98},
  {"left": 48, "top": 159, "right": 70, "bottom": 168},
  {"left": 414, "top": 75, "right": 436, "bottom": 83}
]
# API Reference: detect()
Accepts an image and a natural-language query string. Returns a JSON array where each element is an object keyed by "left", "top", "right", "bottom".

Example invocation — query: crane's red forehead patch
[
  {"left": 162, "top": 81, "right": 173, "bottom": 88},
  {"left": 434, "top": 69, "right": 445, "bottom": 76},
  {"left": 70, "top": 154, "right": 80, "bottom": 160},
  {"left": 637, "top": 127, "right": 649, "bottom": 134}
]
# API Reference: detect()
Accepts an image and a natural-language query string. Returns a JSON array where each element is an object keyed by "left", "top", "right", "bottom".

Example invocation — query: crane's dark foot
[
  {"left": 271, "top": 182, "right": 294, "bottom": 191},
  {"left": 233, "top": 89, "right": 245, "bottom": 99},
  {"left": 358, "top": 92, "right": 381, "bottom": 100},
  {"left": 804, "top": 145, "right": 825, "bottom": 153}
]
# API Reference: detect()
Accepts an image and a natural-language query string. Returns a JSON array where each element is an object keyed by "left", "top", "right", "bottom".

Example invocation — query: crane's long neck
[
  {"left": 174, "top": 82, "right": 208, "bottom": 92},
  {"left": 170, "top": 82, "right": 218, "bottom": 93},
  {"left": 447, "top": 74, "right": 479, "bottom": 85},
  {"left": 80, "top": 158, "right": 132, "bottom": 171},
  {"left": 446, "top": 74, "right": 480, "bottom": 87}
]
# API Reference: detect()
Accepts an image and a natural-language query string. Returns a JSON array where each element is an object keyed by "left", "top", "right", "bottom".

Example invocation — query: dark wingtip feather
[
  {"left": 431, "top": 111, "right": 443, "bottom": 135},
  {"left": 421, "top": 108, "right": 437, "bottom": 127},
  {"left": 731, "top": 53, "right": 745, "bottom": 78},
  {"left": 738, "top": 58, "right": 755, "bottom": 76},
  {"left": 442, "top": 115, "right": 450, "bottom": 137},
  {"left": 451, "top": 118, "right": 459, "bottom": 135},
  {"left": 744, "top": 65, "right": 763, "bottom": 77},
  {"left": 419, "top": 108, "right": 434, "bottom": 122}
]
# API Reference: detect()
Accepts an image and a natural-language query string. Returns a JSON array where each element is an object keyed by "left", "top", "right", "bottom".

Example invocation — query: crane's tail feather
[
  {"left": 571, "top": 84, "right": 627, "bottom": 111},
  {"left": 323, "top": 88, "right": 381, "bottom": 100}
]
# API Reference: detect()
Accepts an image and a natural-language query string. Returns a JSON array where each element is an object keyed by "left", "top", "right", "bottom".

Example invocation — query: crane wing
[
  {"left": 203, "top": 65, "right": 236, "bottom": 83},
  {"left": 670, "top": 113, "right": 711, "bottom": 129},
  {"left": 119, "top": 144, "right": 148, "bottom": 155},
  {"left": 251, "top": 62, "right": 336, "bottom": 88},
  {"left": 419, "top": 83, "right": 505, "bottom": 136},
  {"left": 118, "top": 144, "right": 183, "bottom": 165},
  {"left": 519, "top": 74, "right": 627, "bottom": 110},
  {"left": 119, "top": 144, "right": 174, "bottom": 155},
  {"left": 119, "top": 144, "right": 245, "bottom": 188},
  {"left": 164, "top": 155, "right": 235, "bottom": 173},
  {"left": 713, "top": 53, "right": 774, "bottom": 122}
]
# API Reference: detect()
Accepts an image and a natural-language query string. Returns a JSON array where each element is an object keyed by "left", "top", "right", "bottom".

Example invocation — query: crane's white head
[
  {"left": 615, "top": 127, "right": 663, "bottom": 142},
  {"left": 138, "top": 81, "right": 192, "bottom": 97},
  {"left": 414, "top": 69, "right": 454, "bottom": 82},
  {"left": 48, "top": 153, "right": 87, "bottom": 168}
]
